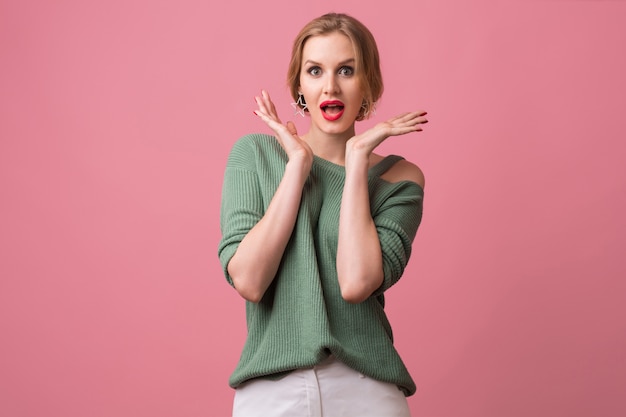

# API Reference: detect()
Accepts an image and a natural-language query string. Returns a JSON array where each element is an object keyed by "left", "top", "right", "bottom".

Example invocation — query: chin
[{"left": 315, "top": 119, "right": 357, "bottom": 136}]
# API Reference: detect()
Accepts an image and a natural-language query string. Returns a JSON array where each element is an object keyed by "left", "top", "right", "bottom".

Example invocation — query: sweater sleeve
[
  {"left": 217, "top": 136, "right": 265, "bottom": 286},
  {"left": 371, "top": 182, "right": 424, "bottom": 296}
]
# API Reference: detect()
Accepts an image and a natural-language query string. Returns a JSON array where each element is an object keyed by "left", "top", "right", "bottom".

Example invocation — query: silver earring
[
  {"left": 360, "top": 102, "right": 377, "bottom": 118},
  {"left": 291, "top": 93, "right": 307, "bottom": 117}
]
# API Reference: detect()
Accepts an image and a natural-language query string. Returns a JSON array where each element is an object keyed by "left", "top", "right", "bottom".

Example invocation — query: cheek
[
  {"left": 299, "top": 79, "right": 315, "bottom": 95},
  {"left": 347, "top": 86, "right": 365, "bottom": 107},
  {"left": 347, "top": 80, "right": 364, "bottom": 100}
]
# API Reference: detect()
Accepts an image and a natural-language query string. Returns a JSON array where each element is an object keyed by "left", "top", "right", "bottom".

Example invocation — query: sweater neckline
[{"left": 312, "top": 154, "right": 404, "bottom": 177}]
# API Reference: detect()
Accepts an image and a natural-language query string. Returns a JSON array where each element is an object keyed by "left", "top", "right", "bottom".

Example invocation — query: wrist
[
  {"left": 285, "top": 158, "right": 312, "bottom": 181},
  {"left": 345, "top": 142, "right": 369, "bottom": 163}
]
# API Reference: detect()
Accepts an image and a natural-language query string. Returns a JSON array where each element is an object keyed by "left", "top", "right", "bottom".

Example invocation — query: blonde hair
[{"left": 286, "top": 13, "right": 383, "bottom": 121}]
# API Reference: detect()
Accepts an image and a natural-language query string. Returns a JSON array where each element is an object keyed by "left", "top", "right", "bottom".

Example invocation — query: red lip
[
  {"left": 320, "top": 100, "right": 344, "bottom": 107},
  {"left": 320, "top": 100, "right": 345, "bottom": 121}
]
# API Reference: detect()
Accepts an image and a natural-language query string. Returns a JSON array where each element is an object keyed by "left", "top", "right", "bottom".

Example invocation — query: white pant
[{"left": 232, "top": 356, "right": 411, "bottom": 417}]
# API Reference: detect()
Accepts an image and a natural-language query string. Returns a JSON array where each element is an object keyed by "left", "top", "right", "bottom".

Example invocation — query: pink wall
[{"left": 1, "top": 1, "right": 625, "bottom": 416}]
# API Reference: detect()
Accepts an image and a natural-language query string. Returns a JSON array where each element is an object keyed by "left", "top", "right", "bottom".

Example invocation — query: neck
[{"left": 303, "top": 124, "right": 356, "bottom": 166}]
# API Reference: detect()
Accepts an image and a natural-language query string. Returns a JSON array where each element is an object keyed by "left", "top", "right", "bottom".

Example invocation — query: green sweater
[{"left": 218, "top": 133, "right": 424, "bottom": 396}]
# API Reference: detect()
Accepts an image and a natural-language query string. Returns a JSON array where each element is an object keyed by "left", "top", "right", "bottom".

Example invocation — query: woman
[{"left": 218, "top": 12, "right": 427, "bottom": 416}]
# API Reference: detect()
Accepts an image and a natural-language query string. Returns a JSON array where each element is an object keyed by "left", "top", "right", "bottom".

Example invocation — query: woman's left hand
[{"left": 346, "top": 111, "right": 428, "bottom": 156}]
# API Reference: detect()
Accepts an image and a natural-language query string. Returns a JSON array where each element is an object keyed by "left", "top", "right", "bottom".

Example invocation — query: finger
[
  {"left": 262, "top": 90, "right": 277, "bottom": 113},
  {"left": 286, "top": 121, "right": 298, "bottom": 137},
  {"left": 411, "top": 110, "right": 428, "bottom": 122},
  {"left": 404, "top": 114, "right": 427, "bottom": 126},
  {"left": 260, "top": 90, "right": 277, "bottom": 116},
  {"left": 255, "top": 91, "right": 274, "bottom": 116},
  {"left": 254, "top": 107, "right": 280, "bottom": 128},
  {"left": 255, "top": 94, "right": 270, "bottom": 117},
  {"left": 404, "top": 111, "right": 428, "bottom": 123},
  {"left": 395, "top": 112, "right": 428, "bottom": 128},
  {"left": 254, "top": 110, "right": 292, "bottom": 142},
  {"left": 388, "top": 122, "right": 426, "bottom": 136},
  {"left": 394, "top": 111, "right": 427, "bottom": 123},
  {"left": 260, "top": 90, "right": 282, "bottom": 124},
  {"left": 253, "top": 109, "right": 275, "bottom": 127},
  {"left": 386, "top": 112, "right": 412, "bottom": 124},
  {"left": 385, "top": 113, "right": 420, "bottom": 128},
  {"left": 255, "top": 98, "right": 283, "bottom": 128},
  {"left": 393, "top": 126, "right": 421, "bottom": 135}
]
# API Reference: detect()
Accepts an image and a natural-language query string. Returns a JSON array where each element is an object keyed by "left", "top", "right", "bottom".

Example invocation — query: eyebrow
[{"left": 303, "top": 58, "right": 356, "bottom": 66}]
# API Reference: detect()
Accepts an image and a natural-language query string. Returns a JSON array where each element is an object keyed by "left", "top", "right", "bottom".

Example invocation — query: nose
[{"left": 323, "top": 74, "right": 340, "bottom": 95}]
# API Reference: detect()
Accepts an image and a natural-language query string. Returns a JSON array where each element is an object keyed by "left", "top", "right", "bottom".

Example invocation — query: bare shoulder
[{"left": 381, "top": 158, "right": 425, "bottom": 188}]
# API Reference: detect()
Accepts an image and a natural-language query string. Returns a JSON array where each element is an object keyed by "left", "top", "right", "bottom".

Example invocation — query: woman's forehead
[{"left": 301, "top": 33, "right": 356, "bottom": 63}]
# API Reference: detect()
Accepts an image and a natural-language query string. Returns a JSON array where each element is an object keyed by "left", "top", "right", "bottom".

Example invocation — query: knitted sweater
[{"left": 218, "top": 133, "right": 424, "bottom": 396}]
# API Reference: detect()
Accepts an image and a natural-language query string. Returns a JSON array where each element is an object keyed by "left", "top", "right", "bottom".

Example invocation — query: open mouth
[{"left": 320, "top": 100, "right": 345, "bottom": 121}]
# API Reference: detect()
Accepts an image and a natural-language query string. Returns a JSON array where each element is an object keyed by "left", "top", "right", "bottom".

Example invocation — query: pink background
[{"left": 1, "top": 1, "right": 625, "bottom": 416}]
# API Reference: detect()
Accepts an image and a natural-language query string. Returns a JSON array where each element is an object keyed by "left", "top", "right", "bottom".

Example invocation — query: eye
[
  {"left": 307, "top": 66, "right": 322, "bottom": 76},
  {"left": 338, "top": 66, "right": 354, "bottom": 76}
]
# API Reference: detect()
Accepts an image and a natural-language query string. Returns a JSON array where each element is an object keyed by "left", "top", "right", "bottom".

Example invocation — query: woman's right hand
[
  {"left": 227, "top": 90, "right": 313, "bottom": 302},
  {"left": 254, "top": 90, "right": 313, "bottom": 170}
]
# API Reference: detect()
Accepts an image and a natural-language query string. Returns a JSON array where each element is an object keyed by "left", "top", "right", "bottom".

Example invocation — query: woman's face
[{"left": 299, "top": 32, "right": 364, "bottom": 137}]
